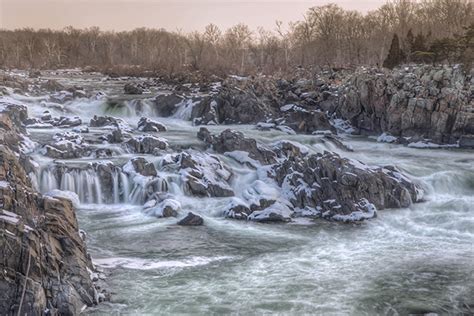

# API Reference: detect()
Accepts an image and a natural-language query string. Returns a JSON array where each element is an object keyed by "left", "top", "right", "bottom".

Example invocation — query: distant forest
[{"left": 0, "top": 0, "right": 473, "bottom": 76}]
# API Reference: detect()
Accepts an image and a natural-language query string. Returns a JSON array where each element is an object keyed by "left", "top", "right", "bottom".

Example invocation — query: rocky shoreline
[
  {"left": 0, "top": 103, "right": 107, "bottom": 314},
  {"left": 0, "top": 64, "right": 472, "bottom": 313}
]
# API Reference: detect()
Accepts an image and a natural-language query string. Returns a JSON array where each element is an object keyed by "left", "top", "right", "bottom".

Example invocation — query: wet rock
[
  {"left": 137, "top": 117, "right": 167, "bottom": 132},
  {"left": 90, "top": 115, "right": 119, "bottom": 127},
  {"left": 89, "top": 116, "right": 130, "bottom": 132},
  {"left": 201, "top": 129, "right": 277, "bottom": 165},
  {"left": 247, "top": 202, "right": 293, "bottom": 223},
  {"left": 129, "top": 157, "right": 157, "bottom": 177},
  {"left": 283, "top": 109, "right": 334, "bottom": 134},
  {"left": 459, "top": 135, "right": 474, "bottom": 148},
  {"left": 44, "top": 131, "right": 88, "bottom": 159},
  {"left": 224, "top": 197, "right": 279, "bottom": 221},
  {"left": 126, "top": 135, "right": 168, "bottom": 154},
  {"left": 162, "top": 150, "right": 234, "bottom": 197},
  {"left": 41, "top": 79, "right": 64, "bottom": 92},
  {"left": 193, "top": 86, "right": 275, "bottom": 124},
  {"left": 177, "top": 212, "right": 204, "bottom": 226},
  {"left": 271, "top": 151, "right": 423, "bottom": 221},
  {"left": 56, "top": 116, "right": 82, "bottom": 128},
  {"left": 106, "top": 128, "right": 124, "bottom": 143},
  {"left": 144, "top": 198, "right": 180, "bottom": 217},
  {"left": 153, "top": 94, "right": 185, "bottom": 116},
  {"left": 0, "top": 108, "right": 101, "bottom": 315},
  {"left": 124, "top": 83, "right": 143, "bottom": 95}
]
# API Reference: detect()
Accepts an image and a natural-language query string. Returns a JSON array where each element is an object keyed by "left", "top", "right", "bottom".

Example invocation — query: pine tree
[{"left": 383, "top": 34, "right": 404, "bottom": 69}]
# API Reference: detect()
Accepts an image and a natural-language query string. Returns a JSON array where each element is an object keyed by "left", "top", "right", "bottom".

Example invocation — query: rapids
[{"left": 12, "top": 71, "right": 474, "bottom": 315}]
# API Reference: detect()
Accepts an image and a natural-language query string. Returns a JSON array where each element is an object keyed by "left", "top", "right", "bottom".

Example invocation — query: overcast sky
[{"left": 1, "top": 0, "right": 387, "bottom": 32}]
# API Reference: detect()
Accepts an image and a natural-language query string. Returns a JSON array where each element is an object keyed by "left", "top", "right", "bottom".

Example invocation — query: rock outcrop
[
  {"left": 161, "top": 150, "right": 234, "bottom": 197},
  {"left": 198, "top": 128, "right": 277, "bottom": 165},
  {"left": 333, "top": 65, "right": 473, "bottom": 145},
  {"left": 271, "top": 151, "right": 422, "bottom": 221},
  {"left": 0, "top": 102, "right": 102, "bottom": 315}
]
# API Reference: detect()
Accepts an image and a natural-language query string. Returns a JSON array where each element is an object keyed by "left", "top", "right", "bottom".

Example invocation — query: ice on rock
[
  {"left": 44, "top": 189, "right": 81, "bottom": 208},
  {"left": 377, "top": 133, "right": 398, "bottom": 143},
  {"left": 144, "top": 198, "right": 181, "bottom": 218}
]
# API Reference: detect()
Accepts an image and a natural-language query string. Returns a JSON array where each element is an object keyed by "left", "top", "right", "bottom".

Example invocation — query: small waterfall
[
  {"left": 120, "top": 172, "right": 131, "bottom": 203},
  {"left": 37, "top": 164, "right": 171, "bottom": 205},
  {"left": 38, "top": 166, "right": 130, "bottom": 204}
]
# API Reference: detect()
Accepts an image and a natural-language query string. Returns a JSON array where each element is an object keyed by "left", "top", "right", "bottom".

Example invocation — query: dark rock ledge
[{"left": 0, "top": 102, "right": 105, "bottom": 315}]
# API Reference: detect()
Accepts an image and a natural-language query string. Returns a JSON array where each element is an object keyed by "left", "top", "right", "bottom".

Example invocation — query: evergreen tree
[{"left": 383, "top": 34, "right": 404, "bottom": 69}]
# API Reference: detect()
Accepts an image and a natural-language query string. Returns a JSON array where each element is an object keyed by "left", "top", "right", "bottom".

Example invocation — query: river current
[{"left": 10, "top": 71, "right": 474, "bottom": 315}]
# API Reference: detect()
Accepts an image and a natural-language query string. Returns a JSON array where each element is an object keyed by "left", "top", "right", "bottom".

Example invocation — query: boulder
[
  {"left": 129, "top": 157, "right": 157, "bottom": 177},
  {"left": 124, "top": 83, "right": 143, "bottom": 95},
  {"left": 201, "top": 129, "right": 277, "bottom": 165},
  {"left": 177, "top": 212, "right": 204, "bottom": 226},
  {"left": 161, "top": 150, "right": 234, "bottom": 197},
  {"left": 271, "top": 151, "right": 423, "bottom": 221},
  {"left": 126, "top": 135, "right": 168, "bottom": 154},
  {"left": 144, "top": 198, "right": 180, "bottom": 218},
  {"left": 44, "top": 131, "right": 88, "bottom": 159},
  {"left": 137, "top": 117, "right": 167, "bottom": 132}
]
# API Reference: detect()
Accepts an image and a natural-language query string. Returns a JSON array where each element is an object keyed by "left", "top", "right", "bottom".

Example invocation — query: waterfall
[
  {"left": 36, "top": 165, "right": 171, "bottom": 205},
  {"left": 37, "top": 167, "right": 129, "bottom": 204}
]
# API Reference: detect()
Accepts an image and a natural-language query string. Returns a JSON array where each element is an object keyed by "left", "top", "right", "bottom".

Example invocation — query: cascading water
[
  {"left": 38, "top": 166, "right": 135, "bottom": 204},
  {"left": 13, "top": 72, "right": 473, "bottom": 315}
]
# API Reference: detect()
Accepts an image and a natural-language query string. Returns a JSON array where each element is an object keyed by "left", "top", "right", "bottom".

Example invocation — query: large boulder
[
  {"left": 272, "top": 151, "right": 423, "bottom": 221},
  {"left": 177, "top": 212, "right": 204, "bottom": 226},
  {"left": 199, "top": 128, "right": 277, "bottom": 165}
]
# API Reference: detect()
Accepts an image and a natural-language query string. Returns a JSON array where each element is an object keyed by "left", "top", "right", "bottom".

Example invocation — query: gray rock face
[
  {"left": 335, "top": 65, "right": 473, "bottom": 144},
  {"left": 90, "top": 115, "right": 126, "bottom": 129},
  {"left": 153, "top": 94, "right": 185, "bottom": 117},
  {"left": 129, "top": 157, "right": 157, "bottom": 177},
  {"left": 199, "top": 128, "right": 277, "bottom": 165},
  {"left": 126, "top": 135, "right": 168, "bottom": 154},
  {"left": 177, "top": 212, "right": 204, "bottom": 226},
  {"left": 192, "top": 86, "right": 275, "bottom": 125},
  {"left": 144, "top": 197, "right": 180, "bottom": 218},
  {"left": 161, "top": 150, "right": 234, "bottom": 197},
  {"left": 124, "top": 83, "right": 143, "bottom": 95},
  {"left": 0, "top": 104, "right": 102, "bottom": 315},
  {"left": 137, "top": 117, "right": 167, "bottom": 132},
  {"left": 459, "top": 135, "right": 474, "bottom": 148},
  {"left": 272, "top": 151, "right": 422, "bottom": 221},
  {"left": 44, "top": 132, "right": 89, "bottom": 159}
]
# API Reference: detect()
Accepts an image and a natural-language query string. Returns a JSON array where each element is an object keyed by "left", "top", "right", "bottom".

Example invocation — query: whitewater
[{"left": 8, "top": 71, "right": 474, "bottom": 315}]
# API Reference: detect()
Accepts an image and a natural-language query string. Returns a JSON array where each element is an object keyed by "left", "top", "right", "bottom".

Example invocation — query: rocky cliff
[
  {"left": 151, "top": 65, "right": 473, "bottom": 146},
  {"left": 332, "top": 65, "right": 474, "bottom": 146},
  {"left": 0, "top": 103, "right": 101, "bottom": 315}
]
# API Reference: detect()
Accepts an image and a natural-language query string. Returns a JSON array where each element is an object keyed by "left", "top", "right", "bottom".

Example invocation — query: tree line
[{"left": 0, "top": 0, "right": 473, "bottom": 76}]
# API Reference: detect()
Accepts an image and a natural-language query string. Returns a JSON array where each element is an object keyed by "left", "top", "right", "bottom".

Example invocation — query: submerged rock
[
  {"left": 44, "top": 131, "right": 89, "bottom": 159},
  {"left": 272, "top": 151, "right": 422, "bottom": 221},
  {"left": 144, "top": 198, "right": 180, "bottom": 217},
  {"left": 177, "top": 212, "right": 204, "bottom": 226}
]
